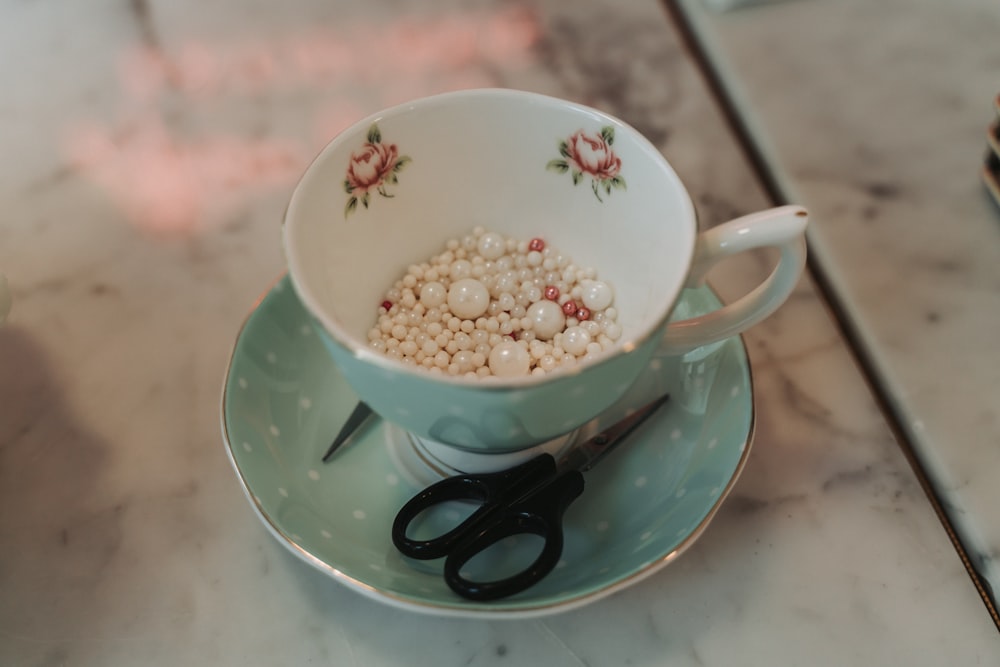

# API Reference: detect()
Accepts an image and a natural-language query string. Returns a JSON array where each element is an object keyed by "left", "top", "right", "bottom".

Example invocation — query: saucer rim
[{"left": 219, "top": 274, "right": 756, "bottom": 619}]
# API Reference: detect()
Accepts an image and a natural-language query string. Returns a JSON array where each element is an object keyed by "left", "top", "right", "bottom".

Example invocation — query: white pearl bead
[
  {"left": 477, "top": 232, "right": 507, "bottom": 260},
  {"left": 496, "top": 273, "right": 517, "bottom": 294},
  {"left": 562, "top": 326, "right": 591, "bottom": 356},
  {"left": 452, "top": 350, "right": 477, "bottom": 373},
  {"left": 419, "top": 281, "right": 447, "bottom": 308},
  {"left": 451, "top": 259, "right": 472, "bottom": 280},
  {"left": 581, "top": 280, "right": 614, "bottom": 310},
  {"left": 488, "top": 340, "right": 530, "bottom": 377},
  {"left": 525, "top": 300, "right": 566, "bottom": 341},
  {"left": 447, "top": 278, "right": 490, "bottom": 320},
  {"left": 498, "top": 292, "right": 515, "bottom": 311}
]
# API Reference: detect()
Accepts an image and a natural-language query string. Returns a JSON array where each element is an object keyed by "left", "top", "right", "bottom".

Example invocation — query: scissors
[
  {"left": 321, "top": 402, "right": 374, "bottom": 462},
  {"left": 390, "top": 394, "right": 670, "bottom": 601}
]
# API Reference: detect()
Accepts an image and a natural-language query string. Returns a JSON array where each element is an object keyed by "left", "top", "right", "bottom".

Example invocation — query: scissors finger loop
[
  {"left": 443, "top": 470, "right": 584, "bottom": 601},
  {"left": 391, "top": 475, "right": 494, "bottom": 559},
  {"left": 391, "top": 454, "right": 559, "bottom": 560}
]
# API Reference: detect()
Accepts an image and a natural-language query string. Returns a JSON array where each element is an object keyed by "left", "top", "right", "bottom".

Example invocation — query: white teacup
[{"left": 283, "top": 89, "right": 806, "bottom": 459}]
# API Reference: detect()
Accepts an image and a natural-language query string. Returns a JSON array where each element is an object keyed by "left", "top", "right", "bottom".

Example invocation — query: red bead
[
  {"left": 562, "top": 299, "right": 577, "bottom": 316},
  {"left": 528, "top": 237, "right": 545, "bottom": 252},
  {"left": 575, "top": 306, "right": 591, "bottom": 321},
  {"left": 544, "top": 285, "right": 560, "bottom": 301},
  {"left": 380, "top": 300, "right": 392, "bottom": 311}
]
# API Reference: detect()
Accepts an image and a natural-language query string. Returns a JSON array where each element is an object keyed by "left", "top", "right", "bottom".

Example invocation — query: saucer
[{"left": 221, "top": 275, "right": 755, "bottom": 618}]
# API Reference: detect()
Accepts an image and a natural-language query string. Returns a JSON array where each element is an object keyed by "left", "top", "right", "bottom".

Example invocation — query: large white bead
[
  {"left": 525, "top": 300, "right": 566, "bottom": 341},
  {"left": 447, "top": 278, "right": 490, "bottom": 320},
  {"left": 581, "top": 280, "right": 614, "bottom": 311},
  {"left": 477, "top": 232, "right": 507, "bottom": 260},
  {"left": 562, "top": 326, "right": 591, "bottom": 356},
  {"left": 488, "top": 340, "right": 530, "bottom": 377},
  {"left": 419, "top": 281, "right": 447, "bottom": 308}
]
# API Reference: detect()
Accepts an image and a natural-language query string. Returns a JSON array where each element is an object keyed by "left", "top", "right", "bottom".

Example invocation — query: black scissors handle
[{"left": 391, "top": 454, "right": 585, "bottom": 601}]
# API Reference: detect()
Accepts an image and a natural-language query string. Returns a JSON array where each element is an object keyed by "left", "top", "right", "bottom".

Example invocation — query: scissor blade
[
  {"left": 322, "top": 401, "right": 374, "bottom": 462},
  {"left": 559, "top": 394, "right": 670, "bottom": 473}
]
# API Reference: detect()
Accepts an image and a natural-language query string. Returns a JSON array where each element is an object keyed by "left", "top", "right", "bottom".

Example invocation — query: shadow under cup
[{"left": 283, "top": 89, "right": 702, "bottom": 456}]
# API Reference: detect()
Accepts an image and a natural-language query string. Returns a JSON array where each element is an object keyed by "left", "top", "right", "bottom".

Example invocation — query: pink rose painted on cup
[
  {"left": 343, "top": 124, "right": 411, "bottom": 217},
  {"left": 547, "top": 126, "right": 626, "bottom": 202}
]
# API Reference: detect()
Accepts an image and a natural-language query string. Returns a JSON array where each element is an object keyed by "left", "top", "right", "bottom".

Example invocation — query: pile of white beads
[{"left": 367, "top": 227, "right": 621, "bottom": 378}]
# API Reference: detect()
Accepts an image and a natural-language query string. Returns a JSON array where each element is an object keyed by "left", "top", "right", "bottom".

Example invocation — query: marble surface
[
  {"left": 676, "top": 0, "right": 1000, "bottom": 616},
  {"left": 0, "top": 0, "right": 997, "bottom": 665}
]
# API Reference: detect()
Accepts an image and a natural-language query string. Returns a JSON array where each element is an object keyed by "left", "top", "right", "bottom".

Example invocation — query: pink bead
[
  {"left": 381, "top": 300, "right": 392, "bottom": 311},
  {"left": 528, "top": 237, "right": 545, "bottom": 252},
  {"left": 562, "top": 299, "right": 578, "bottom": 316},
  {"left": 544, "top": 285, "right": 560, "bottom": 301},
  {"left": 575, "top": 306, "right": 591, "bottom": 321}
]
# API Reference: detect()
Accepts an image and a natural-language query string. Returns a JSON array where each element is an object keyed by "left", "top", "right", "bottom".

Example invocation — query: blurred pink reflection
[
  {"left": 122, "top": 9, "right": 538, "bottom": 101},
  {"left": 68, "top": 9, "right": 539, "bottom": 237},
  {"left": 69, "top": 116, "right": 302, "bottom": 236}
]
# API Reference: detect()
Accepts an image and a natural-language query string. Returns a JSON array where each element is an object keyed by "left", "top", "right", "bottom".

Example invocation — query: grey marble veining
[
  {"left": 676, "top": 0, "right": 1000, "bottom": 616},
  {"left": 1, "top": 0, "right": 998, "bottom": 664}
]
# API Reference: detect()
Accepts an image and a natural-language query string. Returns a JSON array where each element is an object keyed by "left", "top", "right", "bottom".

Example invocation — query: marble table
[
  {"left": 674, "top": 0, "right": 1000, "bottom": 623},
  {"left": 0, "top": 0, "right": 996, "bottom": 665}
]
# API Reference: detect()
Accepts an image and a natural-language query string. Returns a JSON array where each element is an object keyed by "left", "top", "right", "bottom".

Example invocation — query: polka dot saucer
[{"left": 221, "top": 275, "right": 755, "bottom": 619}]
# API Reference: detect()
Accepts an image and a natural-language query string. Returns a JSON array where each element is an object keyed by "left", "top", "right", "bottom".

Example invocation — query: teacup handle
[{"left": 659, "top": 205, "right": 808, "bottom": 354}]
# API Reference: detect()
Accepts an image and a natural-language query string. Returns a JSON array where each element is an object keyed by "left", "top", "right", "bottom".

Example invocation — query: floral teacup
[{"left": 283, "top": 89, "right": 807, "bottom": 465}]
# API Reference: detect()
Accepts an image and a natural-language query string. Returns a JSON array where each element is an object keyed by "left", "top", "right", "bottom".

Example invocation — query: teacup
[{"left": 283, "top": 89, "right": 806, "bottom": 465}]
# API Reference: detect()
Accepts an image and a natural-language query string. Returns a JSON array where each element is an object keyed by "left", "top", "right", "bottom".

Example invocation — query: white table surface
[
  {"left": 1, "top": 0, "right": 996, "bottom": 664},
  {"left": 675, "top": 0, "right": 1000, "bottom": 621}
]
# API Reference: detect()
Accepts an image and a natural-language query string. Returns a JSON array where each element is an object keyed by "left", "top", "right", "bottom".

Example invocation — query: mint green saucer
[{"left": 221, "top": 276, "right": 754, "bottom": 618}]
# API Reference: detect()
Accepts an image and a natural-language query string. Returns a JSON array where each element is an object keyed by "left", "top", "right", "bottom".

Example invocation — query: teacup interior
[{"left": 285, "top": 90, "right": 696, "bottom": 362}]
